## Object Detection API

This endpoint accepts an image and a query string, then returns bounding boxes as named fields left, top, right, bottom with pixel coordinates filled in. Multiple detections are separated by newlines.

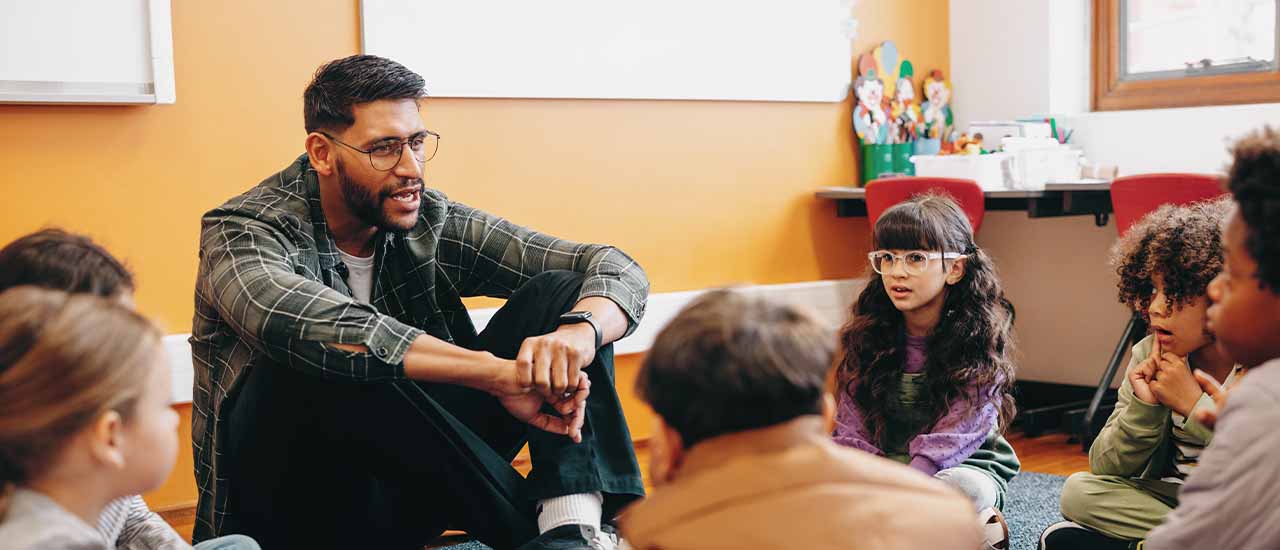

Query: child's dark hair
left=1227, top=127, right=1280, bottom=290
left=0, top=229, right=134, bottom=297
left=1110, top=197, right=1232, bottom=318
left=836, top=193, right=1016, bottom=446
left=635, top=289, right=835, bottom=447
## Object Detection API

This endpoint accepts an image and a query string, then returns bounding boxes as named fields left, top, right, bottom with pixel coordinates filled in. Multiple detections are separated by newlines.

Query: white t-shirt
left=338, top=249, right=375, bottom=304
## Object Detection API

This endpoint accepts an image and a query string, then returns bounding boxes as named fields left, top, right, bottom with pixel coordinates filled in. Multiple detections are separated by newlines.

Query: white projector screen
left=360, top=0, right=853, bottom=102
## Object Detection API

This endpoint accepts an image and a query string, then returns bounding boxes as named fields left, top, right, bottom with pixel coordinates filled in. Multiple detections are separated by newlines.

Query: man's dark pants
left=223, top=271, right=644, bottom=550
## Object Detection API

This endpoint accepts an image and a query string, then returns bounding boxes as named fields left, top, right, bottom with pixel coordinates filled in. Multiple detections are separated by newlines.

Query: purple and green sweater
left=832, top=333, right=1014, bottom=480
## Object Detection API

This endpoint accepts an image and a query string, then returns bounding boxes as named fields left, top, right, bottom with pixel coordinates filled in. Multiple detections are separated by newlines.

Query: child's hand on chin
left=1130, top=355, right=1159, bottom=405
left=1150, top=348, right=1203, bottom=417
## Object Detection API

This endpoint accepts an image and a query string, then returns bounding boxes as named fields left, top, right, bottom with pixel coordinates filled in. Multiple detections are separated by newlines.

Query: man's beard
left=336, top=159, right=423, bottom=233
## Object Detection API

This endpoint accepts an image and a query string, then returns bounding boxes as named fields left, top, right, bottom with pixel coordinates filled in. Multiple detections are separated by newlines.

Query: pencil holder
left=892, top=142, right=915, bottom=175
left=861, top=143, right=895, bottom=185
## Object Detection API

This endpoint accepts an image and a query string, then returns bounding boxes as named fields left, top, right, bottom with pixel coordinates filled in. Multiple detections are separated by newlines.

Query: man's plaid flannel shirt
left=190, top=155, right=648, bottom=540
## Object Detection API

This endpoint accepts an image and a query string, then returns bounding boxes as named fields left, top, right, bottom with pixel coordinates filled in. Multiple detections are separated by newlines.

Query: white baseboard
left=165, top=278, right=864, bottom=404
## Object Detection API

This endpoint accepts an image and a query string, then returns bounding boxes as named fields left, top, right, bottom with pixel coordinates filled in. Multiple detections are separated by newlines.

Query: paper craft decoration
left=873, top=40, right=900, bottom=100
left=921, top=69, right=953, bottom=140
left=852, top=59, right=889, bottom=145
left=890, top=60, right=921, bottom=143
left=857, top=41, right=926, bottom=146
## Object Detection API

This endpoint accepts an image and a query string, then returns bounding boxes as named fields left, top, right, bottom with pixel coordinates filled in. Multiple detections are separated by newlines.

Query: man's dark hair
left=635, top=289, right=835, bottom=447
left=0, top=228, right=134, bottom=297
left=303, top=54, right=427, bottom=133
left=1227, top=126, right=1280, bottom=290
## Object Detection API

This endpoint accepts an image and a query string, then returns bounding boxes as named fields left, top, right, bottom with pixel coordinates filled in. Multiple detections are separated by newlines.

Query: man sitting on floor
left=191, top=54, right=648, bottom=550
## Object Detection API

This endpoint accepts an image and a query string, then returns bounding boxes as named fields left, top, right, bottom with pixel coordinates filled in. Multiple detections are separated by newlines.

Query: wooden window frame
left=1093, top=0, right=1280, bottom=111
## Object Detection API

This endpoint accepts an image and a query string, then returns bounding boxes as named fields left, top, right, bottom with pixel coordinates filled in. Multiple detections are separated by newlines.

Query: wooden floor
left=1007, top=431, right=1091, bottom=476
left=160, top=430, right=1088, bottom=541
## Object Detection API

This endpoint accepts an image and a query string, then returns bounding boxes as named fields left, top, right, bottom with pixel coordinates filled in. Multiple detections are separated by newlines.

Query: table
left=815, top=181, right=1114, bottom=226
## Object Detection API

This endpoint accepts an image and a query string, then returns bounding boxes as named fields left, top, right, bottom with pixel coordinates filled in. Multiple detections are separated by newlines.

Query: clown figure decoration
left=890, top=61, right=921, bottom=143
left=921, top=69, right=953, bottom=140
left=853, top=72, right=889, bottom=145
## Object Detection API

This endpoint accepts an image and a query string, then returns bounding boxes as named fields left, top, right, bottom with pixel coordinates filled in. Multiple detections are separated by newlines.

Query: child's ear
left=88, top=410, right=127, bottom=471
left=945, top=256, right=968, bottom=285
left=651, top=417, right=686, bottom=486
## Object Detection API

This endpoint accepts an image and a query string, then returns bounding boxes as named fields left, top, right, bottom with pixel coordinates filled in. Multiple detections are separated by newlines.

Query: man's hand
left=515, top=322, right=597, bottom=398
left=1130, top=355, right=1159, bottom=405
left=498, top=372, right=591, bottom=443
left=1150, top=349, right=1204, bottom=417
left=1192, top=368, right=1245, bottom=430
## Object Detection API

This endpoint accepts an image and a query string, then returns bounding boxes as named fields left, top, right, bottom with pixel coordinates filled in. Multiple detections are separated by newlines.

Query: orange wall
left=0, top=0, right=948, bottom=511
left=0, top=0, right=947, bottom=330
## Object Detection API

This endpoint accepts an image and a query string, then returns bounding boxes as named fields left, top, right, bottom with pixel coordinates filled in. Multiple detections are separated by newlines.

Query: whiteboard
left=0, top=0, right=176, bottom=104
left=361, top=0, right=853, bottom=102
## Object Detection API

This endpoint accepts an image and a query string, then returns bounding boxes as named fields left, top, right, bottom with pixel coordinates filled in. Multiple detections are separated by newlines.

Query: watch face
left=561, top=311, right=592, bottom=321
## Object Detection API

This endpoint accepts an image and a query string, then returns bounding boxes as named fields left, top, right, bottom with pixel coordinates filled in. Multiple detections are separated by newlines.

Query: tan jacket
left=620, top=416, right=981, bottom=550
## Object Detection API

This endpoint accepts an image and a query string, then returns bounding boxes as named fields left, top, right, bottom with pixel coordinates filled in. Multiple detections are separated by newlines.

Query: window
left=1093, top=0, right=1280, bottom=110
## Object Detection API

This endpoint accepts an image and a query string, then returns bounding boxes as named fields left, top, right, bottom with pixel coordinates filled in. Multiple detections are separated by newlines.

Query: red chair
left=1081, top=173, right=1226, bottom=450
left=1111, top=173, right=1226, bottom=236
left=865, top=176, right=986, bottom=234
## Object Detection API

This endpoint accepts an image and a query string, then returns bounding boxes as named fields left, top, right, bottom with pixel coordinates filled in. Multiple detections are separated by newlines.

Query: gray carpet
left=438, top=472, right=1069, bottom=550
left=434, top=541, right=488, bottom=550
left=1005, top=472, right=1068, bottom=550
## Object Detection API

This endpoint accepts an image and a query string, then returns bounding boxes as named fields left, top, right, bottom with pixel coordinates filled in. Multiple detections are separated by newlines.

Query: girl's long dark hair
left=836, top=193, right=1016, bottom=446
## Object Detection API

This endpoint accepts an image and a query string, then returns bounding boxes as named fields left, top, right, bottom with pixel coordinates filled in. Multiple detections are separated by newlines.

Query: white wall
left=953, top=0, right=1279, bottom=175
left=1048, top=0, right=1090, bottom=115
left=1065, top=104, right=1280, bottom=175
left=950, top=0, right=1280, bottom=386
left=949, top=0, right=1052, bottom=130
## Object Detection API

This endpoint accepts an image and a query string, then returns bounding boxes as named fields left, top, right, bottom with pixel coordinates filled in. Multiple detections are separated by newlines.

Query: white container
left=1002, top=137, right=1082, bottom=190
left=968, top=121, right=1053, bottom=144
left=910, top=153, right=1014, bottom=191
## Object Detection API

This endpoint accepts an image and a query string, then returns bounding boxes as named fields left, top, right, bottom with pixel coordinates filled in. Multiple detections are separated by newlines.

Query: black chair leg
left=1081, top=313, right=1145, bottom=452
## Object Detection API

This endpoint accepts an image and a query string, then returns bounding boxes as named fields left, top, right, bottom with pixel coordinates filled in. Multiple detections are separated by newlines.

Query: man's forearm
left=331, top=334, right=506, bottom=391
left=402, top=333, right=507, bottom=389
left=572, top=296, right=629, bottom=346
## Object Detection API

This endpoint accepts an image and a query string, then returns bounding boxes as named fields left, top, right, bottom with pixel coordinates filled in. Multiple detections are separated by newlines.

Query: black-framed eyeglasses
left=319, top=130, right=441, bottom=171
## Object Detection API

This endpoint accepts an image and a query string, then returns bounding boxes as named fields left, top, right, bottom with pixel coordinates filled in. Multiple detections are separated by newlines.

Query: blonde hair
left=0, top=286, right=161, bottom=518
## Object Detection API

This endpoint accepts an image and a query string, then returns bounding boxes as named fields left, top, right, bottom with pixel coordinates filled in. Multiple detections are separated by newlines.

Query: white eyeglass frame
left=867, top=250, right=965, bottom=275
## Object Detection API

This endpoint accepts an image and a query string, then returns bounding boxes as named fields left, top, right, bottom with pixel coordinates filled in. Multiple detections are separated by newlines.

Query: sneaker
left=978, top=507, right=1010, bottom=550
left=593, top=523, right=620, bottom=550
left=1039, top=521, right=1135, bottom=550
left=517, top=524, right=618, bottom=550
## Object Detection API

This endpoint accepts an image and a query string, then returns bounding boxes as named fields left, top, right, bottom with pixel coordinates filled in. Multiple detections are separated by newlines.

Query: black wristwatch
left=557, top=310, right=602, bottom=350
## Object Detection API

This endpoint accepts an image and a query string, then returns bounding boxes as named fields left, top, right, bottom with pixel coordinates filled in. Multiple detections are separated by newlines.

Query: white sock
left=537, top=491, right=603, bottom=534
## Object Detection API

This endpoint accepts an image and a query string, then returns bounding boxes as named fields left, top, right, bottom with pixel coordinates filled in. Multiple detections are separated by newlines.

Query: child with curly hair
left=1144, top=127, right=1280, bottom=549
left=832, top=193, right=1020, bottom=546
left=1041, top=196, right=1237, bottom=549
